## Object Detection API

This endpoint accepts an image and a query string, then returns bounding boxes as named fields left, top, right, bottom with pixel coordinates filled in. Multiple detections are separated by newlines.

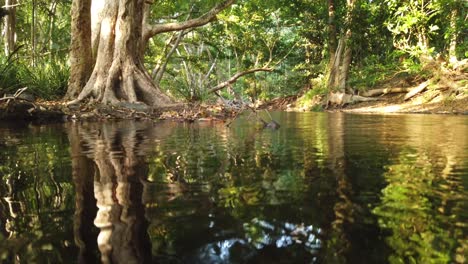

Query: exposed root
left=67, top=62, right=174, bottom=108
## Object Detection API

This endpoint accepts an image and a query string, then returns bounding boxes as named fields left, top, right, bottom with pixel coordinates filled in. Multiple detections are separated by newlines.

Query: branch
left=208, top=67, right=273, bottom=94
left=144, top=0, right=235, bottom=40
left=0, top=87, right=28, bottom=102
left=360, top=87, right=412, bottom=97
left=153, top=29, right=186, bottom=84
left=404, top=80, right=429, bottom=100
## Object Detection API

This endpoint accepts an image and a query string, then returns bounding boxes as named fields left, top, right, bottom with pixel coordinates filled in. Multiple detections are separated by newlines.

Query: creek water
left=0, top=112, right=467, bottom=263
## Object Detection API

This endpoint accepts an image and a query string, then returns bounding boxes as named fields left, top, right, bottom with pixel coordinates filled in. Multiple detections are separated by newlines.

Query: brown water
left=0, top=112, right=467, bottom=263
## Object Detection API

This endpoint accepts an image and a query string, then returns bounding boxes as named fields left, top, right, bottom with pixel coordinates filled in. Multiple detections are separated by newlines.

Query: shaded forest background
left=0, top=0, right=466, bottom=107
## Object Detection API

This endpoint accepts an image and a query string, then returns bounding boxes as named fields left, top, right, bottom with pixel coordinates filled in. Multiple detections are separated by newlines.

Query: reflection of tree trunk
left=69, top=124, right=99, bottom=263
left=320, top=113, right=353, bottom=264
left=69, top=121, right=169, bottom=263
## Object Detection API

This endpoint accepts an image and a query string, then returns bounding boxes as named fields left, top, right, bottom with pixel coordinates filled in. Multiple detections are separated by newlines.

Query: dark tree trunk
left=66, top=0, right=93, bottom=100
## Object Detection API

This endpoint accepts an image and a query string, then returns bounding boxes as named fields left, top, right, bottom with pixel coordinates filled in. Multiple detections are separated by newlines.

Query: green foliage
left=296, top=77, right=328, bottom=111
left=0, top=55, right=21, bottom=94
left=16, top=60, right=69, bottom=100
left=349, top=54, right=401, bottom=89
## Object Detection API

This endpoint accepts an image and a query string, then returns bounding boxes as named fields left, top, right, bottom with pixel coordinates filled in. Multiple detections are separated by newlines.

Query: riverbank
left=277, top=60, right=468, bottom=115
left=1, top=75, right=466, bottom=123
left=342, top=92, right=468, bottom=114
left=1, top=91, right=466, bottom=125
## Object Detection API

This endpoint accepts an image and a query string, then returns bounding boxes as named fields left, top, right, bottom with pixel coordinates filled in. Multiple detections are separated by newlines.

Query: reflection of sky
left=191, top=219, right=321, bottom=263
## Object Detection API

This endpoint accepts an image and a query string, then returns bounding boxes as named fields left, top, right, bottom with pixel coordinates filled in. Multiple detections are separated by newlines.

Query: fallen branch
left=0, top=87, right=29, bottom=102
left=327, top=92, right=381, bottom=107
left=361, top=87, right=412, bottom=97
left=404, top=81, right=429, bottom=101
left=208, top=67, right=273, bottom=94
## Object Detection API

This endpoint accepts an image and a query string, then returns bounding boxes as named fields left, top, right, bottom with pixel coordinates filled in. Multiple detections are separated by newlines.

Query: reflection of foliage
left=0, top=128, right=74, bottom=263
left=218, top=186, right=262, bottom=208
left=373, top=150, right=458, bottom=263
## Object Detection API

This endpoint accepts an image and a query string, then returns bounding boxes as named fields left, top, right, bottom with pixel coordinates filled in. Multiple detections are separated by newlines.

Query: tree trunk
left=448, top=8, right=458, bottom=63
left=327, top=0, right=337, bottom=66
left=327, top=36, right=345, bottom=91
left=339, top=30, right=352, bottom=93
left=68, top=0, right=235, bottom=106
left=47, top=1, right=58, bottom=60
left=3, top=0, right=16, bottom=56
left=326, top=0, right=355, bottom=93
left=31, top=0, right=36, bottom=65
left=65, top=0, right=93, bottom=100
left=68, top=0, right=173, bottom=106
left=66, top=0, right=234, bottom=107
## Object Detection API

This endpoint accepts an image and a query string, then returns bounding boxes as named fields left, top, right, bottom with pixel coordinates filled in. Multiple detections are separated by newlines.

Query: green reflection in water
left=0, top=113, right=466, bottom=263
left=0, top=125, right=74, bottom=263
left=373, top=149, right=467, bottom=264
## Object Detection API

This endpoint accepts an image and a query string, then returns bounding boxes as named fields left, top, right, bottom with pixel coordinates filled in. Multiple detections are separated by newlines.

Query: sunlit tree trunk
left=66, top=0, right=234, bottom=107
left=68, top=0, right=172, bottom=106
left=448, top=8, right=458, bottom=63
left=3, top=0, right=16, bottom=56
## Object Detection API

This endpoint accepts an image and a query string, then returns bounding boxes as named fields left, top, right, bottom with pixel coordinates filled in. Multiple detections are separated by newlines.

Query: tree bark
left=3, top=0, right=17, bottom=56
left=326, top=0, right=355, bottom=93
left=65, top=0, right=93, bottom=100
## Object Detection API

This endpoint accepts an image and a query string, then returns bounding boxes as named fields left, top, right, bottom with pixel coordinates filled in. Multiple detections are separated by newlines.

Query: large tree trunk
left=68, top=0, right=173, bottom=106
left=326, top=0, right=355, bottom=93
left=66, top=0, right=234, bottom=107
left=65, top=0, right=93, bottom=100
left=3, top=0, right=16, bottom=56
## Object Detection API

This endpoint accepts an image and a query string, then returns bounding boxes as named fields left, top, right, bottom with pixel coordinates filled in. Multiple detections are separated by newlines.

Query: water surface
left=1, top=112, right=467, bottom=263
